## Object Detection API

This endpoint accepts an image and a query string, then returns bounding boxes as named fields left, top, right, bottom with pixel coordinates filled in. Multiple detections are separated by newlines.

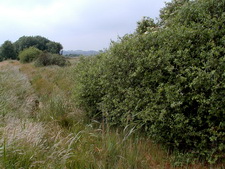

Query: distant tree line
left=64, top=54, right=81, bottom=57
left=0, top=36, right=63, bottom=61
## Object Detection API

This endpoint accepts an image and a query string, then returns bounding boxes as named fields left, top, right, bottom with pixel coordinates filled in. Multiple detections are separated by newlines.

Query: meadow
left=1, top=0, right=225, bottom=168
left=0, top=59, right=167, bottom=168
left=0, top=59, right=223, bottom=169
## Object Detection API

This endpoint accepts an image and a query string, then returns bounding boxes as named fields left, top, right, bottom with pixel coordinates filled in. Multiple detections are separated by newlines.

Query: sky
left=0, top=0, right=171, bottom=51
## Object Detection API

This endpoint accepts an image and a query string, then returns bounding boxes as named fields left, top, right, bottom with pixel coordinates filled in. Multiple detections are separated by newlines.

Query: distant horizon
left=62, top=49, right=100, bottom=52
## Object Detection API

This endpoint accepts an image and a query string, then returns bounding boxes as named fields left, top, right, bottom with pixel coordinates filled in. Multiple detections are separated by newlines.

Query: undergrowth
left=0, top=61, right=170, bottom=168
left=0, top=60, right=223, bottom=168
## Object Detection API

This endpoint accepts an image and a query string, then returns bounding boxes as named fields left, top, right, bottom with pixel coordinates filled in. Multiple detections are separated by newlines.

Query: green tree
left=14, top=36, right=63, bottom=54
left=46, top=41, right=63, bottom=54
left=19, top=47, right=43, bottom=63
left=0, top=40, right=17, bottom=61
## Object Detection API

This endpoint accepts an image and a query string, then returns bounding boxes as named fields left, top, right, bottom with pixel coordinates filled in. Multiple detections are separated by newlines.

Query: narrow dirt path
left=0, top=60, right=44, bottom=151
left=0, top=60, right=75, bottom=168
left=0, top=60, right=40, bottom=113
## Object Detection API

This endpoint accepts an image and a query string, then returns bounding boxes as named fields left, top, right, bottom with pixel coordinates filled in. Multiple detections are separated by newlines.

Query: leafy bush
left=73, top=55, right=106, bottom=119
left=34, top=52, right=70, bottom=67
left=0, top=40, right=17, bottom=61
left=19, top=47, right=43, bottom=63
left=74, top=0, right=225, bottom=163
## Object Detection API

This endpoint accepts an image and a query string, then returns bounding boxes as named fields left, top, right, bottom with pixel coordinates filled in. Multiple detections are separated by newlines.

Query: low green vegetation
left=0, top=61, right=173, bottom=169
left=73, top=0, right=225, bottom=164
left=18, top=46, right=69, bottom=67
left=19, top=47, right=43, bottom=63
left=34, top=52, right=70, bottom=67
left=1, top=0, right=225, bottom=168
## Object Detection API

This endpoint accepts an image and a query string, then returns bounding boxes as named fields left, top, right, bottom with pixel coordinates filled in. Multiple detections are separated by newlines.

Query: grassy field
left=0, top=59, right=223, bottom=169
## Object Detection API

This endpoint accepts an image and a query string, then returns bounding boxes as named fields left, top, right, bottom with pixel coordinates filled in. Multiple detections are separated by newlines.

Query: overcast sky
left=0, top=0, right=171, bottom=51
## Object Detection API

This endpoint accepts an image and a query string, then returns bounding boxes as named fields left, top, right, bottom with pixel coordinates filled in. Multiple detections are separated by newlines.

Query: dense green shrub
left=34, top=52, right=69, bottom=67
left=19, top=46, right=69, bottom=66
left=19, top=47, right=43, bottom=63
left=74, top=0, right=225, bottom=163
left=73, top=55, right=107, bottom=119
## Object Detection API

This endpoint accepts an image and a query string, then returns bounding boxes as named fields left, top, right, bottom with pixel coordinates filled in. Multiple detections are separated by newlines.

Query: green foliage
left=14, top=35, right=63, bottom=54
left=0, top=61, right=171, bottom=169
left=136, top=16, right=158, bottom=34
left=19, top=47, right=43, bottom=63
left=46, top=41, right=63, bottom=54
left=0, top=41, right=17, bottom=61
left=34, top=52, right=70, bottom=67
left=159, top=0, right=189, bottom=26
left=73, top=56, right=105, bottom=119
left=73, top=0, right=225, bottom=163
left=19, top=46, right=68, bottom=66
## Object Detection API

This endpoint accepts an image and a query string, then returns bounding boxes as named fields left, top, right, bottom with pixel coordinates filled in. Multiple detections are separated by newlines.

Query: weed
left=0, top=60, right=221, bottom=168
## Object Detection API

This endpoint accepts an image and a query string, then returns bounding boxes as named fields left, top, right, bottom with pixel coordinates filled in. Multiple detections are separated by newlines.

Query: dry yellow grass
left=2, top=117, right=45, bottom=147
